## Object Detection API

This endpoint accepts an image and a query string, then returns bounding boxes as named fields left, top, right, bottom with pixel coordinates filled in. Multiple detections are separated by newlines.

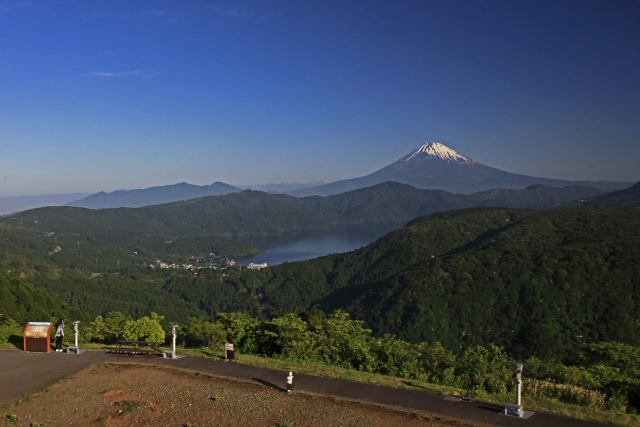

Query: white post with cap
left=164, top=324, right=183, bottom=359
left=286, top=372, right=294, bottom=393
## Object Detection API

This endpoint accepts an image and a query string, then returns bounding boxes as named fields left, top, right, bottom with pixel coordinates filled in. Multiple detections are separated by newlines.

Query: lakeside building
left=247, top=263, right=268, bottom=270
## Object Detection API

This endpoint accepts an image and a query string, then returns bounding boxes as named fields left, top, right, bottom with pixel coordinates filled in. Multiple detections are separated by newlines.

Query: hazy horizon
left=2, top=1, right=639, bottom=197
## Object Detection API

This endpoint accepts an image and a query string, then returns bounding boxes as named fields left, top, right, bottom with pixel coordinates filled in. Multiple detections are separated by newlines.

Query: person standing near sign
left=54, top=319, right=64, bottom=352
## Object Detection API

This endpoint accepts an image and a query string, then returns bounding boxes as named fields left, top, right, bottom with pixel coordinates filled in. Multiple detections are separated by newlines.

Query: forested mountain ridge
left=258, top=207, right=526, bottom=311
left=0, top=182, right=616, bottom=238
left=468, top=184, right=605, bottom=208
left=0, top=221, right=257, bottom=273
left=584, top=181, right=640, bottom=207
left=1, top=181, right=639, bottom=362
left=1, top=185, right=464, bottom=238
left=0, top=270, right=86, bottom=324
left=254, top=207, right=640, bottom=360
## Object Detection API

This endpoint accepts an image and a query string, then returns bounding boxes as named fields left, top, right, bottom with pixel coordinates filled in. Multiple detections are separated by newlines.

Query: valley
left=0, top=174, right=639, bottom=422
left=1, top=186, right=638, bottom=361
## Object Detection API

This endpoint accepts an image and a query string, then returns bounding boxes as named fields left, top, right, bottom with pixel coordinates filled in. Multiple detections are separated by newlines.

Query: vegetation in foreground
left=1, top=309, right=638, bottom=426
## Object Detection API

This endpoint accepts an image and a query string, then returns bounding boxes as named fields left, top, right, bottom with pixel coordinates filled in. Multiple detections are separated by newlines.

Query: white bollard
left=286, top=372, right=294, bottom=394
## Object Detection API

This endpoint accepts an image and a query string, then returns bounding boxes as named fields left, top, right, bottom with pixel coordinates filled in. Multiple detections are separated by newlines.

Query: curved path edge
left=0, top=349, right=611, bottom=427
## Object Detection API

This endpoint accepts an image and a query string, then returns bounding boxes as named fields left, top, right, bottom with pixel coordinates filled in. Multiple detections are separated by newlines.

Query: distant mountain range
left=0, top=141, right=633, bottom=213
left=3, top=181, right=637, bottom=241
left=66, top=181, right=240, bottom=209
left=583, top=181, right=640, bottom=207
left=238, top=181, right=327, bottom=194
left=0, top=193, right=90, bottom=216
left=0, top=183, right=474, bottom=237
left=287, top=142, right=631, bottom=196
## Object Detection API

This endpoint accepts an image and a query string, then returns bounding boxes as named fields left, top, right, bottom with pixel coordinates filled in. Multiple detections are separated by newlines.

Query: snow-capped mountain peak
left=397, top=142, right=475, bottom=164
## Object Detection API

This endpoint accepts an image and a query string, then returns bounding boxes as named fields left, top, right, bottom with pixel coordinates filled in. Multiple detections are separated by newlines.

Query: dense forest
left=3, top=204, right=637, bottom=363
left=0, top=221, right=258, bottom=271
left=1, top=183, right=639, bottom=360
left=0, top=270, right=86, bottom=326
left=256, top=207, right=640, bottom=360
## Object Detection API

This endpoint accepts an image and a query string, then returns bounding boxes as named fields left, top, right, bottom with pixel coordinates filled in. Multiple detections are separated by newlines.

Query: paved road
left=0, top=349, right=612, bottom=426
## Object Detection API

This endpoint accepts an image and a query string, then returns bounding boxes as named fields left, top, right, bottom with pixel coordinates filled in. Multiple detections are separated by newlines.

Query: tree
left=371, top=334, right=424, bottom=379
left=456, top=344, right=513, bottom=394
left=419, top=341, right=458, bottom=386
left=217, top=311, right=260, bottom=353
left=318, top=310, right=377, bottom=371
left=259, top=313, right=315, bottom=359
left=184, top=317, right=227, bottom=352
left=87, top=311, right=131, bottom=344
left=122, top=313, right=165, bottom=343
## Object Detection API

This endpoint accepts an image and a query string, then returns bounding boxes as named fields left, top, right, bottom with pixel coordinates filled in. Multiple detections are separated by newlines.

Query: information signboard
left=224, top=343, right=235, bottom=360
left=23, top=322, right=53, bottom=352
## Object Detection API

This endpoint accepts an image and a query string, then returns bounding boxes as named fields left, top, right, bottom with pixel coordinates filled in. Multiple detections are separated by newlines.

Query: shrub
left=122, top=313, right=165, bottom=343
left=525, top=378, right=607, bottom=409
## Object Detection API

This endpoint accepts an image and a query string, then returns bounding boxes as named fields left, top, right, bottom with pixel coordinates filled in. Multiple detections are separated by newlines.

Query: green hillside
left=1, top=184, right=639, bottom=362
left=0, top=219, right=260, bottom=324
left=0, top=184, right=474, bottom=238
left=257, top=207, right=640, bottom=360
left=0, top=270, right=86, bottom=325
left=0, top=223, right=257, bottom=271
left=2, top=199, right=639, bottom=420
left=2, top=182, right=621, bottom=240
left=586, top=181, right=640, bottom=207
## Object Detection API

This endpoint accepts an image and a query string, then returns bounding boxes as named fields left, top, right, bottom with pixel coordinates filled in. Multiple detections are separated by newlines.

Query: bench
left=110, top=340, right=163, bottom=358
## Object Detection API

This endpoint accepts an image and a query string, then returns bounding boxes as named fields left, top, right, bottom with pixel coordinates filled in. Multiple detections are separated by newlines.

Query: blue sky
left=1, top=0, right=639, bottom=196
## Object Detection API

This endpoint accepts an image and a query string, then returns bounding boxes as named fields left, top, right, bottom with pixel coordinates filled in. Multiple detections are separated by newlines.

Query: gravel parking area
left=2, top=363, right=481, bottom=426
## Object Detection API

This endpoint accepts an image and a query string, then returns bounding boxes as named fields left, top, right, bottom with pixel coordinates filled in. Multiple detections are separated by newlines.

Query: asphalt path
left=0, top=349, right=613, bottom=426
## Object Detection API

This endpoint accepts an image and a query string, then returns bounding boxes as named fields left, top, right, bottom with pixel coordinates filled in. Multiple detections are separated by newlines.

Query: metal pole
left=73, top=321, right=80, bottom=349
left=171, top=325, right=178, bottom=358
left=502, top=362, right=533, bottom=418
left=515, top=363, right=523, bottom=417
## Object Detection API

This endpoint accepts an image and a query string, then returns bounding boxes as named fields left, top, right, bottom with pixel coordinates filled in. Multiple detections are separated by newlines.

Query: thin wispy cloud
left=86, top=7, right=184, bottom=24
left=211, top=6, right=243, bottom=18
left=82, top=70, right=149, bottom=78
left=147, top=8, right=187, bottom=24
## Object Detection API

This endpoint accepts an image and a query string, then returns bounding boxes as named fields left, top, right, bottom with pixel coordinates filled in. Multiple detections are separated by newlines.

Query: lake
left=237, top=222, right=405, bottom=266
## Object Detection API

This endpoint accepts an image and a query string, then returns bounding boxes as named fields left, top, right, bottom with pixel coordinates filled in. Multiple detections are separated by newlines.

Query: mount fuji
left=288, top=142, right=630, bottom=196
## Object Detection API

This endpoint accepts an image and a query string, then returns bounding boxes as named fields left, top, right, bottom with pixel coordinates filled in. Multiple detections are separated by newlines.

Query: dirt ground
left=2, top=363, right=485, bottom=427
